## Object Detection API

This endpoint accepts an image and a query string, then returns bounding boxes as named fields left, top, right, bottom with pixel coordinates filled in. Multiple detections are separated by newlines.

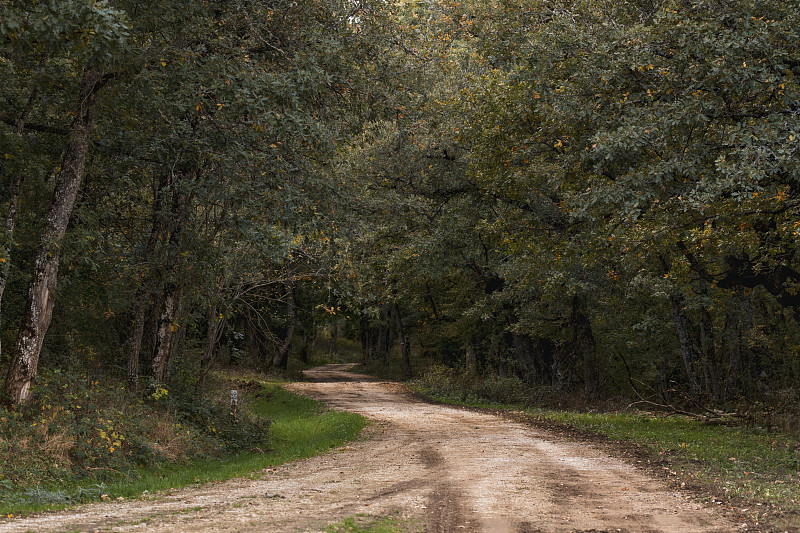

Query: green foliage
left=3, top=0, right=800, bottom=511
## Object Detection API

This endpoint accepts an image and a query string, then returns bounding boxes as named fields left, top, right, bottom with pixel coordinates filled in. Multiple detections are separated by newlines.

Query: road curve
left=0, top=364, right=735, bottom=532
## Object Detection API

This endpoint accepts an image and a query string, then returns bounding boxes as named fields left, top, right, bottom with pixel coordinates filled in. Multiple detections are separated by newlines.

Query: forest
left=1, top=0, right=799, bottom=491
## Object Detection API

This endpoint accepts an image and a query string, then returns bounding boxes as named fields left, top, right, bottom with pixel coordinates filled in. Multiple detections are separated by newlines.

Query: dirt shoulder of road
left=409, top=390, right=787, bottom=533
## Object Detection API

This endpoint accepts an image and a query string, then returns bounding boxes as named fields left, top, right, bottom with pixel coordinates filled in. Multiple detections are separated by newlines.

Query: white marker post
left=230, top=389, right=238, bottom=418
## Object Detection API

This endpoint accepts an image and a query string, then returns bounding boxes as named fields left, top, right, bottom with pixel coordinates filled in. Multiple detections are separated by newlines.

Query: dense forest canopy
left=1, top=0, right=799, bottom=418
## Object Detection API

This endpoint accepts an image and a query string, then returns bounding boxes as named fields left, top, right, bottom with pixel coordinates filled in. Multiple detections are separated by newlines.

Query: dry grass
left=41, top=430, right=74, bottom=467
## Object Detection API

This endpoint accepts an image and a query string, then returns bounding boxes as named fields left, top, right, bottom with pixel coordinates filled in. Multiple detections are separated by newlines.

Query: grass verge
left=0, top=384, right=368, bottom=517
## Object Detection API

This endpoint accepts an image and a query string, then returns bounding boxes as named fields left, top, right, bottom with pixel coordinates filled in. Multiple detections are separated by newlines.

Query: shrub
left=413, top=364, right=531, bottom=406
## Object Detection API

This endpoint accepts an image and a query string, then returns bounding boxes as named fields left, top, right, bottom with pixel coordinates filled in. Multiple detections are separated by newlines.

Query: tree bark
left=151, top=188, right=188, bottom=384
left=163, top=286, right=186, bottom=384
left=0, top=86, right=40, bottom=369
left=380, top=304, right=393, bottom=366
left=3, top=67, right=104, bottom=407
left=699, top=306, right=722, bottom=402
left=272, top=280, right=296, bottom=371
left=465, top=344, right=476, bottom=375
left=125, top=174, right=169, bottom=392
left=197, top=304, right=221, bottom=395
left=328, top=321, right=338, bottom=357
left=376, top=310, right=388, bottom=365
left=572, top=295, right=600, bottom=401
left=298, top=324, right=316, bottom=364
left=670, top=295, right=700, bottom=395
left=393, top=304, right=412, bottom=379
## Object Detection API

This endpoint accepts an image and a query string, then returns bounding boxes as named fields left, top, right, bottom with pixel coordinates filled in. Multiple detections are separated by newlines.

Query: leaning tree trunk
left=3, top=68, right=103, bottom=407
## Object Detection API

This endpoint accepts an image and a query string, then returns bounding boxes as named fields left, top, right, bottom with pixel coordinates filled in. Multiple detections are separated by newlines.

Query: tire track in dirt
left=0, top=364, right=737, bottom=532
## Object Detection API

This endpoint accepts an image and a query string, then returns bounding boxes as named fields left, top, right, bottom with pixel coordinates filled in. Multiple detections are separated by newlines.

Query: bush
left=413, top=364, right=531, bottom=406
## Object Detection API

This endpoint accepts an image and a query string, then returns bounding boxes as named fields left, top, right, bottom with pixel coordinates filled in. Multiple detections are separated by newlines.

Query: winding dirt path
left=1, top=364, right=736, bottom=532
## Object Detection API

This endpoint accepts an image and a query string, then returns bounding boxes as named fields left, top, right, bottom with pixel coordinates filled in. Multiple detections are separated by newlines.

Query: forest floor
left=0, top=364, right=742, bottom=532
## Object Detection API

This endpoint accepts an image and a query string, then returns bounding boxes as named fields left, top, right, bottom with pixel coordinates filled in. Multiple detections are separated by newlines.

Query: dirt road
left=1, top=364, right=736, bottom=532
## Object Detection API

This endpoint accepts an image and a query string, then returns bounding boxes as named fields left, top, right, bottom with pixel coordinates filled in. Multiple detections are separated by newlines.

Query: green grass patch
left=325, top=513, right=421, bottom=532
left=0, top=384, right=368, bottom=516
left=530, top=409, right=800, bottom=503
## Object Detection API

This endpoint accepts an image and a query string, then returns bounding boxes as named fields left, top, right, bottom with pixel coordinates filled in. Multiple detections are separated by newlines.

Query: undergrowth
left=0, top=368, right=266, bottom=497
left=0, top=373, right=367, bottom=516
left=411, top=364, right=530, bottom=406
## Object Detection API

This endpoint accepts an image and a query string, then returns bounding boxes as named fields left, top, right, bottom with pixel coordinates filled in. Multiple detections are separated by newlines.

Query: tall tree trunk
left=307, top=324, right=317, bottom=359
left=197, top=304, right=221, bottom=395
left=3, top=68, right=103, bottom=407
left=393, top=304, right=412, bottom=379
left=376, top=309, right=387, bottom=366
left=738, top=289, right=760, bottom=396
left=724, top=295, right=744, bottom=402
left=465, top=344, right=476, bottom=375
left=126, top=174, right=169, bottom=391
left=163, top=285, right=186, bottom=384
left=699, top=306, right=722, bottom=402
left=380, top=304, right=393, bottom=366
left=670, top=295, right=700, bottom=395
left=151, top=188, right=188, bottom=384
left=572, top=295, right=600, bottom=401
left=272, top=280, right=296, bottom=371
left=152, top=281, right=179, bottom=383
left=298, top=324, right=316, bottom=364
left=328, top=321, right=338, bottom=357
left=0, top=86, right=40, bottom=369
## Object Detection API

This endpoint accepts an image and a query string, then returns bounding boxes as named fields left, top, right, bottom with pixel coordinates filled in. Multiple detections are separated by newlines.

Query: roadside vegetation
left=0, top=374, right=367, bottom=516
left=325, top=513, right=421, bottom=533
